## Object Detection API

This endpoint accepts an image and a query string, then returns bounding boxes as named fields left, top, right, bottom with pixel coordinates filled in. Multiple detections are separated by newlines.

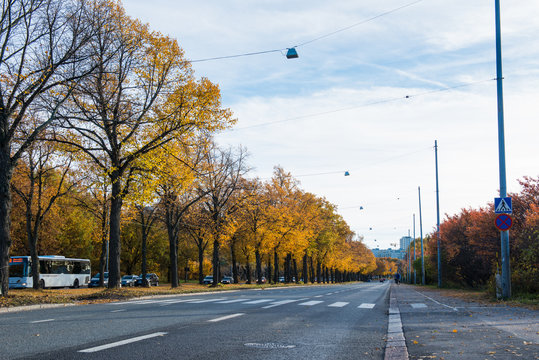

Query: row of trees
left=1, top=0, right=377, bottom=295
left=403, top=176, right=539, bottom=295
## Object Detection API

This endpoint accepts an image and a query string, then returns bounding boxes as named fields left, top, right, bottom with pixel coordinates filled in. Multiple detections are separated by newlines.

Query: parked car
left=380, top=278, right=386, bottom=282
left=135, top=273, right=159, bottom=286
left=260, top=277, right=267, bottom=284
left=278, top=276, right=285, bottom=283
left=88, top=272, right=108, bottom=288
left=121, top=275, right=138, bottom=287
left=221, top=276, right=234, bottom=284
left=203, top=275, right=213, bottom=285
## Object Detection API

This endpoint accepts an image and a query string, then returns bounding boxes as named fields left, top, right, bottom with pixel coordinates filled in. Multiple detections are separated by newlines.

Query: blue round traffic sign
left=495, top=214, right=513, bottom=231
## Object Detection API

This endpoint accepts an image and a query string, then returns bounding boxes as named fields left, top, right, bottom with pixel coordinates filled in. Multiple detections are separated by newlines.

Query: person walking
left=394, top=272, right=401, bottom=285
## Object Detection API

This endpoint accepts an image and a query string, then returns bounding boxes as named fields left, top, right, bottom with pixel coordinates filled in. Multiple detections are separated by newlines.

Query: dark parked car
left=135, top=273, right=159, bottom=286
left=121, top=275, right=138, bottom=287
left=88, top=272, right=108, bottom=288
left=221, top=276, right=233, bottom=284
left=203, top=275, right=213, bottom=285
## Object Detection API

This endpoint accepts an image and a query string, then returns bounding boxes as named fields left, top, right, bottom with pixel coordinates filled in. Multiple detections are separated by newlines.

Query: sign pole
left=495, top=0, right=510, bottom=299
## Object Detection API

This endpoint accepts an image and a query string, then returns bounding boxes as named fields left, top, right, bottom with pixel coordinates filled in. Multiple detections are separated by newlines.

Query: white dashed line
left=30, top=319, right=54, bottom=324
left=208, top=313, right=245, bottom=323
left=110, top=309, right=126, bottom=313
left=78, top=332, right=167, bottom=353
left=410, top=303, right=427, bottom=309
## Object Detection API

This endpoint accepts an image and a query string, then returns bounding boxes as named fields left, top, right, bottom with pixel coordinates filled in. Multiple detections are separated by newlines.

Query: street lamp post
left=418, top=186, right=425, bottom=285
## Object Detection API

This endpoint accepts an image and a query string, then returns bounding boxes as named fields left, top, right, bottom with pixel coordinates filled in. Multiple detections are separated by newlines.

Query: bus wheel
left=39, top=280, right=45, bottom=289
left=72, top=279, right=79, bottom=289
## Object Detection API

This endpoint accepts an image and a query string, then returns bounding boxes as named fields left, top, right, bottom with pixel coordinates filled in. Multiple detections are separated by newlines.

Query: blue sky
left=123, top=0, right=539, bottom=249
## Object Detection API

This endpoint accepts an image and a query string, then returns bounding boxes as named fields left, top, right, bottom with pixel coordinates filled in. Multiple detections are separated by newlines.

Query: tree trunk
left=245, top=259, right=252, bottom=284
left=285, top=253, right=291, bottom=283
left=273, top=249, right=279, bottom=283
left=141, top=220, right=148, bottom=286
left=198, top=241, right=205, bottom=284
left=293, top=258, right=298, bottom=283
left=212, top=239, right=220, bottom=286
left=169, top=235, right=178, bottom=288
left=302, top=254, right=308, bottom=283
left=331, top=268, right=335, bottom=284
left=309, top=257, right=314, bottom=284
left=266, top=254, right=272, bottom=284
left=231, top=238, right=239, bottom=284
left=0, top=151, right=13, bottom=296
left=255, top=248, right=262, bottom=284
left=108, top=176, right=122, bottom=289
left=99, top=208, right=108, bottom=287
left=316, top=261, right=321, bottom=284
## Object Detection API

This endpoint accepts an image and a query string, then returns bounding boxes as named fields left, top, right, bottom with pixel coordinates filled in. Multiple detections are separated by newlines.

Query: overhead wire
left=229, top=78, right=495, bottom=131
left=189, top=0, right=424, bottom=63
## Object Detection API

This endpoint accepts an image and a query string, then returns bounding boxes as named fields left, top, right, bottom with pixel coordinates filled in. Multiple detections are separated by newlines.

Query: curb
left=0, top=303, right=77, bottom=314
left=384, top=284, right=409, bottom=360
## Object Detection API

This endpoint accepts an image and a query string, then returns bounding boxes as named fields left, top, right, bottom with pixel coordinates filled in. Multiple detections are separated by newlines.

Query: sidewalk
left=391, top=284, right=539, bottom=360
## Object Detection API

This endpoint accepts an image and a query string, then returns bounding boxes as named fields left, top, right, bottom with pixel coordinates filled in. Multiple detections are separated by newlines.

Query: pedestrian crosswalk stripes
left=358, top=303, right=376, bottom=309
left=328, top=302, right=349, bottom=307
left=107, top=297, right=401, bottom=310
left=298, top=300, right=324, bottom=306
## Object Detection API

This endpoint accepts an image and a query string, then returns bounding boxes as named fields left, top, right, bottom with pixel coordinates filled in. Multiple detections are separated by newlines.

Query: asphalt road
left=1, top=282, right=391, bottom=360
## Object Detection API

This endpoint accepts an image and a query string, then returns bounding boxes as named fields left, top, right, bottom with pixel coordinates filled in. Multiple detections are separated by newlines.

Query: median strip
left=78, top=332, right=167, bottom=353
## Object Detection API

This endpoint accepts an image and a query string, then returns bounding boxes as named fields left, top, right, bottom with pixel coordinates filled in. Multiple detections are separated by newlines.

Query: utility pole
left=414, top=214, right=417, bottom=285
left=418, top=186, right=425, bottom=285
left=435, top=140, right=442, bottom=288
left=495, top=0, right=511, bottom=299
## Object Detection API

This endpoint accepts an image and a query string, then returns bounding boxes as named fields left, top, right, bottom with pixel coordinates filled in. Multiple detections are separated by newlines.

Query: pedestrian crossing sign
left=494, top=197, right=512, bottom=214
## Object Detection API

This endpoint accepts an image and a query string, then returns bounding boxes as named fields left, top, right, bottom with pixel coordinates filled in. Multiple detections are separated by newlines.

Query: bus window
left=40, top=260, right=52, bottom=274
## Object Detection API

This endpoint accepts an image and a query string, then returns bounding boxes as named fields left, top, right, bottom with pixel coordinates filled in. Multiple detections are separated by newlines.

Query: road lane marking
left=328, top=302, right=349, bottom=308
left=413, top=290, right=458, bottom=311
left=78, top=332, right=167, bottom=353
left=410, top=303, right=427, bottom=309
left=159, top=299, right=203, bottom=306
left=262, top=299, right=299, bottom=309
left=30, top=319, right=54, bottom=324
left=208, top=313, right=245, bottom=322
left=314, top=295, right=323, bottom=298
left=110, top=309, right=126, bottom=313
left=216, top=299, right=251, bottom=304
left=189, top=298, right=227, bottom=303
left=298, top=300, right=324, bottom=306
left=243, top=299, right=274, bottom=304
left=358, top=303, right=376, bottom=309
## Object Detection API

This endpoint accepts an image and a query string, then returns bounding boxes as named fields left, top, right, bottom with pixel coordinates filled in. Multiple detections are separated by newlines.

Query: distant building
left=371, top=248, right=406, bottom=260
left=400, top=236, right=413, bottom=251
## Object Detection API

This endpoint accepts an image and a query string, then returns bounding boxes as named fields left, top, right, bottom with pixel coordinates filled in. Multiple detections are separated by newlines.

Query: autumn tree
left=11, top=135, right=76, bottom=288
left=199, top=144, right=248, bottom=287
left=55, top=1, right=233, bottom=288
left=0, top=0, right=96, bottom=295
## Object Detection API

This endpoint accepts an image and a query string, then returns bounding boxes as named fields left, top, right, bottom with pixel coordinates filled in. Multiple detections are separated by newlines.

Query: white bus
left=9, top=255, right=91, bottom=289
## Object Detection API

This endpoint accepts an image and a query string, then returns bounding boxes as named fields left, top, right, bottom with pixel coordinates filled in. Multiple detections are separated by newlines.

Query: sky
left=122, top=0, right=539, bottom=250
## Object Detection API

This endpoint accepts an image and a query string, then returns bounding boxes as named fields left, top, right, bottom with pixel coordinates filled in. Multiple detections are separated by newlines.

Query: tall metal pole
left=495, top=0, right=510, bottom=299
left=435, top=140, right=442, bottom=288
left=414, top=214, right=417, bottom=285
left=408, top=229, right=411, bottom=283
left=418, top=186, right=425, bottom=285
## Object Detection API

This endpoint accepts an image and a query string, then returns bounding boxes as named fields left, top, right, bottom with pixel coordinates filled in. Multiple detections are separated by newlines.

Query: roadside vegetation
left=403, top=176, right=538, bottom=301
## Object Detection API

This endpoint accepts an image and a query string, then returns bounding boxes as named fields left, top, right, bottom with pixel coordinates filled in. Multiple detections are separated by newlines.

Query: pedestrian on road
left=394, top=272, right=401, bottom=285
